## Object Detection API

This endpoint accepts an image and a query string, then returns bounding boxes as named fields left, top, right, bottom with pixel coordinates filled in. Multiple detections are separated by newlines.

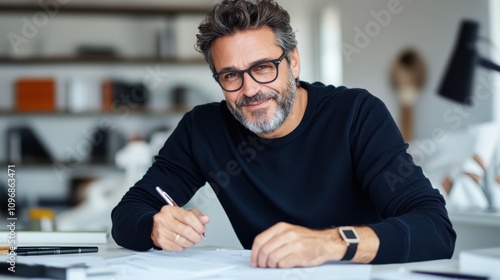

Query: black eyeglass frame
left=212, top=51, right=288, bottom=92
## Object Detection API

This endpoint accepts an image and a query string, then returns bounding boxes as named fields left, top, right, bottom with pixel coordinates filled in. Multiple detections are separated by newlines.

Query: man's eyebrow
left=218, top=57, right=275, bottom=72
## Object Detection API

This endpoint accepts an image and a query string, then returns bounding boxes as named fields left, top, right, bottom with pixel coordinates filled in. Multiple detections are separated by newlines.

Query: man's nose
left=241, top=72, right=260, bottom=97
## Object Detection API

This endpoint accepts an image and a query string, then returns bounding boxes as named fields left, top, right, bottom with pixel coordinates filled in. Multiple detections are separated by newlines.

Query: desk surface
left=104, top=243, right=462, bottom=280
left=1, top=241, right=464, bottom=280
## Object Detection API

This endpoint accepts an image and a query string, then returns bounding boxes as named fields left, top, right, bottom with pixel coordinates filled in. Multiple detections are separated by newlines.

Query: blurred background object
left=435, top=19, right=500, bottom=212
left=56, top=137, right=154, bottom=231
left=390, top=48, right=427, bottom=142
left=438, top=20, right=500, bottom=105
left=28, top=207, right=55, bottom=231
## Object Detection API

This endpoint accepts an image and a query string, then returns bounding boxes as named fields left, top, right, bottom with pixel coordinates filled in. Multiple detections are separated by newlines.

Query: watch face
left=343, top=229, right=357, bottom=239
left=339, top=226, right=360, bottom=243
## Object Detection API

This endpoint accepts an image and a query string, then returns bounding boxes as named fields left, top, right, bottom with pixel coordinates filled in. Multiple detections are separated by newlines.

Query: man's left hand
left=250, top=222, right=346, bottom=268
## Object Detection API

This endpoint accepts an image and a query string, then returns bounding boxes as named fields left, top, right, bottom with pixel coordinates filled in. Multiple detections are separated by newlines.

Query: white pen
left=155, top=186, right=205, bottom=238
left=155, top=186, right=178, bottom=206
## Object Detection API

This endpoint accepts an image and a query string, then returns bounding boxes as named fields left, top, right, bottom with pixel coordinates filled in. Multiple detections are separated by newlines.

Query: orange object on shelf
left=102, top=79, right=114, bottom=112
left=16, top=78, right=56, bottom=112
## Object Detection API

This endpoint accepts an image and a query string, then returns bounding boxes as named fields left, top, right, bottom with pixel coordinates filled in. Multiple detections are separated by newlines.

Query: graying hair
left=195, top=0, right=298, bottom=73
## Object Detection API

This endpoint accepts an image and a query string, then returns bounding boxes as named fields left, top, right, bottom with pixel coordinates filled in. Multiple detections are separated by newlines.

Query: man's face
left=211, top=27, right=300, bottom=135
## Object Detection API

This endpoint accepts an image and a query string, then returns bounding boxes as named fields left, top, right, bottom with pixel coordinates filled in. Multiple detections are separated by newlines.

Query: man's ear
left=289, top=47, right=301, bottom=79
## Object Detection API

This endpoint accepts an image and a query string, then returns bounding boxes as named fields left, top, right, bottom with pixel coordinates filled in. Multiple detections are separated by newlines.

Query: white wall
left=280, top=0, right=494, bottom=140
left=491, top=0, right=500, bottom=122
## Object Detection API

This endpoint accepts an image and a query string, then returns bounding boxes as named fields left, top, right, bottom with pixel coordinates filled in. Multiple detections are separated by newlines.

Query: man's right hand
left=151, top=206, right=209, bottom=251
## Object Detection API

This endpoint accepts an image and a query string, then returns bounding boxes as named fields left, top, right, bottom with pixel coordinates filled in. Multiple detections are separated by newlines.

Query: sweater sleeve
left=111, top=112, right=206, bottom=251
left=349, top=92, right=456, bottom=263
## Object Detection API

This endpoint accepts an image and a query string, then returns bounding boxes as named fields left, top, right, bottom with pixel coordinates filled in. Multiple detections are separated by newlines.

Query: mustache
left=235, top=91, right=279, bottom=108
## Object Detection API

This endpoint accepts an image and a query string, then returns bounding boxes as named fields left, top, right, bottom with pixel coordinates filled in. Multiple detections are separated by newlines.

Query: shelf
left=0, top=107, right=190, bottom=117
left=1, top=161, right=122, bottom=170
left=0, top=56, right=206, bottom=65
left=0, top=3, right=210, bottom=65
left=0, top=3, right=211, bottom=16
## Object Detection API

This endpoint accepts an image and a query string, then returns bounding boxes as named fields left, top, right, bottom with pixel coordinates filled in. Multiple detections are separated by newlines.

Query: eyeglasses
left=213, top=51, right=287, bottom=92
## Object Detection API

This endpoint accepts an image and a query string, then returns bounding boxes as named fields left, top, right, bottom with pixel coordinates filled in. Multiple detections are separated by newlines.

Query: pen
left=155, top=186, right=205, bottom=238
left=14, top=246, right=99, bottom=256
left=0, top=246, right=92, bottom=254
left=412, top=270, right=489, bottom=280
left=155, top=186, right=178, bottom=206
left=0, top=246, right=58, bottom=254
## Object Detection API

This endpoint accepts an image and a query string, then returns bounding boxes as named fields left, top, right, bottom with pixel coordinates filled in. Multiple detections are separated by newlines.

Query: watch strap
left=341, top=241, right=357, bottom=261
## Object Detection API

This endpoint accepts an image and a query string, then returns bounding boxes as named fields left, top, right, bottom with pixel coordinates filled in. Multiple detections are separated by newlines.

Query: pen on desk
left=412, top=270, right=489, bottom=280
left=1, top=246, right=89, bottom=254
left=0, top=246, right=59, bottom=253
left=155, top=186, right=205, bottom=238
left=14, top=246, right=99, bottom=256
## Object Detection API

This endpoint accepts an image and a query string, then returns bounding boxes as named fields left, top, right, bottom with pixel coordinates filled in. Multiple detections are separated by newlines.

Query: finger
left=153, top=208, right=202, bottom=248
left=270, top=241, right=324, bottom=268
left=174, top=218, right=205, bottom=244
left=187, top=209, right=210, bottom=225
left=172, top=233, right=196, bottom=249
left=269, top=238, right=330, bottom=268
left=274, top=252, right=302, bottom=268
left=257, top=230, right=298, bottom=268
left=266, top=244, right=297, bottom=268
left=251, top=222, right=289, bottom=267
left=263, top=241, right=293, bottom=268
left=187, top=208, right=203, bottom=216
left=176, top=209, right=207, bottom=236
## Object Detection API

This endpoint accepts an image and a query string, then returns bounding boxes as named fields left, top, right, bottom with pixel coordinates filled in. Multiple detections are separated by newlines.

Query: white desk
left=0, top=241, right=483, bottom=280
left=103, top=243, right=464, bottom=280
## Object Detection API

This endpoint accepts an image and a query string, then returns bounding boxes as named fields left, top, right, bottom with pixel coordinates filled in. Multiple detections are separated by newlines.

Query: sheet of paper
left=0, top=254, right=115, bottom=279
left=105, top=249, right=371, bottom=280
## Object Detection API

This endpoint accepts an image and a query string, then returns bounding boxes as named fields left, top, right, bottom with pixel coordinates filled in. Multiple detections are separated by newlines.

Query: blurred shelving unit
left=0, top=1, right=217, bottom=207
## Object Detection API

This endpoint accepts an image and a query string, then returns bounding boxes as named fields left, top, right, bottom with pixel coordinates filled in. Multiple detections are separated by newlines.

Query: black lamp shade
left=438, top=20, right=479, bottom=105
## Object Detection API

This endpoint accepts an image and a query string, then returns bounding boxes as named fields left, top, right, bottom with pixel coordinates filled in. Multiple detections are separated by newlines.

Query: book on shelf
left=15, top=78, right=56, bottom=112
left=101, top=79, right=149, bottom=112
left=459, top=247, right=500, bottom=278
left=0, top=231, right=108, bottom=245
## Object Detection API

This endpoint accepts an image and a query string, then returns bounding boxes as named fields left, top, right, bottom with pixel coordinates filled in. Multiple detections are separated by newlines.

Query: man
left=111, top=0, right=455, bottom=267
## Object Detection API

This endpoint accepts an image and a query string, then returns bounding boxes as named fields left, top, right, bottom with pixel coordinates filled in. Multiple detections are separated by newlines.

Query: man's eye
left=223, top=72, right=238, bottom=80
left=255, top=64, right=271, bottom=71
left=253, top=63, right=274, bottom=73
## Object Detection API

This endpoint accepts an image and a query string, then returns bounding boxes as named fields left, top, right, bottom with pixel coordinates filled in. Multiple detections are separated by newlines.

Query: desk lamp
left=438, top=19, right=500, bottom=212
left=438, top=20, right=500, bottom=105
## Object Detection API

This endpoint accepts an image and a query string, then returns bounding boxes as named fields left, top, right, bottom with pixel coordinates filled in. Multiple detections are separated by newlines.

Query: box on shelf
left=15, top=78, right=56, bottom=112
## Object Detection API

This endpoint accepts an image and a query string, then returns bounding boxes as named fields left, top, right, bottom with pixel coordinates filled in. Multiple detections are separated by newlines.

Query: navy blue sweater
left=111, top=81, right=455, bottom=264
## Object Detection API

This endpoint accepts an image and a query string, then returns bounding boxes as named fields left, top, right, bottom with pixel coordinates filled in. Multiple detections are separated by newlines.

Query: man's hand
left=250, top=222, right=345, bottom=268
left=251, top=222, right=379, bottom=268
left=151, top=207, right=209, bottom=251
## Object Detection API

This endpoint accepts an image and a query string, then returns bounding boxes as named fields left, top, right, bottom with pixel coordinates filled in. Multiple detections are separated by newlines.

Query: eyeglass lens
left=219, top=61, right=278, bottom=91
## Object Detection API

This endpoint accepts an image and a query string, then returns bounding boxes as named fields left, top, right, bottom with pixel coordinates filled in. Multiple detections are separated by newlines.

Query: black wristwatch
left=339, top=226, right=359, bottom=261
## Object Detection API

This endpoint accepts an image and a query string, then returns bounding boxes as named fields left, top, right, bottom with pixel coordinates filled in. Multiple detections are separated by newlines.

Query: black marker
left=15, top=246, right=98, bottom=256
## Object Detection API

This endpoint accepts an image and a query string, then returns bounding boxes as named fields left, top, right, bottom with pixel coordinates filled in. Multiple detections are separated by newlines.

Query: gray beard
left=227, top=71, right=297, bottom=135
